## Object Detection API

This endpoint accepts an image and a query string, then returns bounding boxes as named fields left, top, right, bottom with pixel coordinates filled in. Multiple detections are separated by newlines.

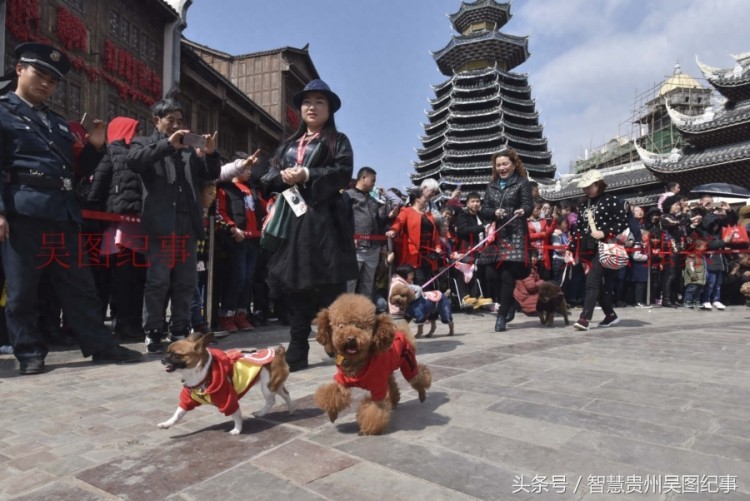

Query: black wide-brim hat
left=16, top=42, right=70, bottom=79
left=292, top=79, right=341, bottom=113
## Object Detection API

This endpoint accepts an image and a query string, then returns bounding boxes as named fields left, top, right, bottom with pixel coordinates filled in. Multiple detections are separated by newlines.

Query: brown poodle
left=314, top=293, right=432, bottom=435
left=389, top=283, right=454, bottom=337
left=536, top=281, right=570, bottom=327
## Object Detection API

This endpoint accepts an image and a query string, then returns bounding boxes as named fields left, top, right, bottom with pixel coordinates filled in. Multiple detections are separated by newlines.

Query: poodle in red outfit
left=314, top=293, right=432, bottom=435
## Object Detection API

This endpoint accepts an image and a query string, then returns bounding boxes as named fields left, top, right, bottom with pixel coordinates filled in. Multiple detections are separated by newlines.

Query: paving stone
left=251, top=438, right=360, bottom=484
left=307, top=461, right=478, bottom=501
left=3, top=308, right=750, bottom=498
left=0, top=464, right=57, bottom=498
left=12, top=480, right=115, bottom=501
left=336, top=435, right=539, bottom=500
left=168, top=462, right=323, bottom=501
left=76, top=422, right=301, bottom=499
left=488, top=398, right=694, bottom=447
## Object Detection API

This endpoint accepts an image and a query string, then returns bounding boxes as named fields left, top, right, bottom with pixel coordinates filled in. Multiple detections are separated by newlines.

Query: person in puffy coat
left=478, top=147, right=533, bottom=332
left=87, top=117, right=146, bottom=340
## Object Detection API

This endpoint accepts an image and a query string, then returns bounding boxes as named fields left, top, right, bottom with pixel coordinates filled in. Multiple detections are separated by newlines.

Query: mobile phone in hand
left=182, top=132, right=206, bottom=149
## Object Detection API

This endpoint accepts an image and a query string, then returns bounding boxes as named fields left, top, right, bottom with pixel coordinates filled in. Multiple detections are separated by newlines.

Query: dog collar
left=184, top=373, right=211, bottom=392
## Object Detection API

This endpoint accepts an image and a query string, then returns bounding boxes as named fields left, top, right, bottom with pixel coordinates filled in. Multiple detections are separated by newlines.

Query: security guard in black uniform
left=0, top=43, right=143, bottom=374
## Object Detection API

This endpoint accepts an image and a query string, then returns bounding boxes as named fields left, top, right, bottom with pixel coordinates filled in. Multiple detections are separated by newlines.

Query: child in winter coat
left=683, top=239, right=707, bottom=309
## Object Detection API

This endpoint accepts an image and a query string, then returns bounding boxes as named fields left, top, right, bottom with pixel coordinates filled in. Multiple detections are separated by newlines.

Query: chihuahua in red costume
left=158, top=332, right=294, bottom=435
left=314, top=293, right=432, bottom=435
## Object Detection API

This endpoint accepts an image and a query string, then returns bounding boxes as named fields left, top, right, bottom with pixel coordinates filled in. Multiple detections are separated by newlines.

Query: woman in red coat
left=386, top=185, right=442, bottom=288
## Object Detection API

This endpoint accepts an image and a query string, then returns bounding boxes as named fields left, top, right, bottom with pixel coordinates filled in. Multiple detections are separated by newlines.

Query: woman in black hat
left=259, top=79, right=356, bottom=371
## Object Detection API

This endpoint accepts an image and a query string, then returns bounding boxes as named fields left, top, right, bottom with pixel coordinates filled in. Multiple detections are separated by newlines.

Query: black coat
left=0, top=92, right=102, bottom=223
left=478, top=174, right=533, bottom=265
left=88, top=140, right=142, bottom=214
left=454, top=208, right=487, bottom=261
left=260, top=132, right=357, bottom=291
left=127, top=131, right=221, bottom=239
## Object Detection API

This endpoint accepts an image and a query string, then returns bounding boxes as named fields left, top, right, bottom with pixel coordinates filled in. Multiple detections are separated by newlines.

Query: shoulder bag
left=587, top=206, right=629, bottom=270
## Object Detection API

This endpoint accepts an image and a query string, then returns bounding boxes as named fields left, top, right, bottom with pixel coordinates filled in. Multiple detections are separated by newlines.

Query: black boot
left=495, top=314, right=506, bottom=332
left=505, top=302, right=516, bottom=323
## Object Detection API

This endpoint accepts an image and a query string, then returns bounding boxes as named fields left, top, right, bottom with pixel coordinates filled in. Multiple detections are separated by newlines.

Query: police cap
left=15, top=42, right=70, bottom=80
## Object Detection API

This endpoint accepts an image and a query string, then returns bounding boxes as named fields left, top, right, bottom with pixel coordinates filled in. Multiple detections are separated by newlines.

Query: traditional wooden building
left=180, top=41, right=282, bottom=159
left=542, top=63, right=718, bottom=208
left=635, top=53, right=750, bottom=189
left=2, top=0, right=187, bottom=131
left=181, top=39, right=319, bottom=138
left=412, top=0, right=554, bottom=194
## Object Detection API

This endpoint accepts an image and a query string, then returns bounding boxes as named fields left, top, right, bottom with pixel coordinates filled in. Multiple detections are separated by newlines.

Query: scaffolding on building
left=574, top=68, right=715, bottom=173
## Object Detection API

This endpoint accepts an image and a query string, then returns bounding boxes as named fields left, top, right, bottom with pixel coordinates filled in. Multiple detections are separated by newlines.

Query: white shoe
left=712, top=301, right=726, bottom=310
left=701, top=302, right=713, bottom=310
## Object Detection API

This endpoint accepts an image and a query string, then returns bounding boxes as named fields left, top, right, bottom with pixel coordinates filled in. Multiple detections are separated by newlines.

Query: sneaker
left=573, top=318, right=590, bottom=331
left=462, top=295, right=476, bottom=306
left=0, top=345, right=13, bottom=355
left=218, top=315, right=239, bottom=334
left=92, top=344, right=143, bottom=364
left=145, top=329, right=166, bottom=354
left=233, top=312, right=254, bottom=331
left=712, top=301, right=726, bottom=311
left=701, top=302, right=713, bottom=310
left=635, top=302, right=648, bottom=308
left=598, top=314, right=620, bottom=328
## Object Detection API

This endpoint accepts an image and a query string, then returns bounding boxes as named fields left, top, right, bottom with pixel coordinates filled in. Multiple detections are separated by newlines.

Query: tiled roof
left=677, top=104, right=750, bottom=148
left=449, top=0, right=511, bottom=34
left=647, top=140, right=750, bottom=173
left=433, top=31, right=529, bottom=75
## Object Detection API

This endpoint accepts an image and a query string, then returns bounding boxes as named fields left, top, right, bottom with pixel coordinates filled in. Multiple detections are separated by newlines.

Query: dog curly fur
left=536, top=281, right=570, bottom=327
left=314, top=293, right=432, bottom=435
left=389, top=282, right=453, bottom=337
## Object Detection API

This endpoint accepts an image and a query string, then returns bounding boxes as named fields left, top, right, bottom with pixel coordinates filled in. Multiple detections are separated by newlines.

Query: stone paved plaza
left=1, top=305, right=750, bottom=500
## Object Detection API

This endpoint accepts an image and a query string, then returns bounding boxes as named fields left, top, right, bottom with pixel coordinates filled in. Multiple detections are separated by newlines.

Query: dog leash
left=420, top=213, right=520, bottom=290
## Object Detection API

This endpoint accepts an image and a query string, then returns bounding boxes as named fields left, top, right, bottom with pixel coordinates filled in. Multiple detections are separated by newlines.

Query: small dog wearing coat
left=314, top=293, right=432, bottom=435
left=536, top=281, right=570, bottom=327
left=388, top=282, right=454, bottom=337
left=157, top=332, right=294, bottom=435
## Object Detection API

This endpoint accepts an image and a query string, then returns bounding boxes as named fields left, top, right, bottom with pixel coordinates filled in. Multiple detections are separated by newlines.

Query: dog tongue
left=345, top=348, right=357, bottom=354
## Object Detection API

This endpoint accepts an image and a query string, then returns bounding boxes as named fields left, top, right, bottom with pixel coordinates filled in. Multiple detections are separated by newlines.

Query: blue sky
left=183, top=0, right=750, bottom=190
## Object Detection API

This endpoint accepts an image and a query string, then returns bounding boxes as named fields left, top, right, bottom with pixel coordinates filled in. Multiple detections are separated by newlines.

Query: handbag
left=587, top=205, right=629, bottom=270
left=260, top=194, right=292, bottom=252
left=721, top=224, right=749, bottom=248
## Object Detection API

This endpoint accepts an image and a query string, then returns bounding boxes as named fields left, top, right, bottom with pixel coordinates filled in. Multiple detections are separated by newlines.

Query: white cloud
left=514, top=0, right=750, bottom=173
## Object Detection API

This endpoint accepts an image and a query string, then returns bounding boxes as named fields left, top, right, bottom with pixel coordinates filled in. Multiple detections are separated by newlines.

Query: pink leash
left=421, top=214, right=520, bottom=290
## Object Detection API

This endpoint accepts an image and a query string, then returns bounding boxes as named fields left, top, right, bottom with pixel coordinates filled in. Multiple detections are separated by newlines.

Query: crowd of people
left=1, top=42, right=749, bottom=376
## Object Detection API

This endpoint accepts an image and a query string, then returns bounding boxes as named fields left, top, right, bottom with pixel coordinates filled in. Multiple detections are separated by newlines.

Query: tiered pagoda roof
left=412, top=1, right=554, bottom=195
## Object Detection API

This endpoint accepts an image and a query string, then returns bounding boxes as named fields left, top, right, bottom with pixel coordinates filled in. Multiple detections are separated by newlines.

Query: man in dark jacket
left=344, top=166, right=388, bottom=300
left=0, top=43, right=142, bottom=374
left=127, top=97, right=221, bottom=353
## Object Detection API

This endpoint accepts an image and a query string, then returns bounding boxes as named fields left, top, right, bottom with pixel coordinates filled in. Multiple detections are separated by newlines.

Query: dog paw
left=157, top=421, right=172, bottom=429
left=327, top=410, right=339, bottom=422
left=229, top=428, right=241, bottom=436
left=418, top=389, right=427, bottom=403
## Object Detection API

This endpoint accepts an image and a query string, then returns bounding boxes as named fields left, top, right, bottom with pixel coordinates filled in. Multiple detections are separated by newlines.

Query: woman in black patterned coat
left=478, top=148, right=533, bottom=332
left=565, top=170, right=628, bottom=330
